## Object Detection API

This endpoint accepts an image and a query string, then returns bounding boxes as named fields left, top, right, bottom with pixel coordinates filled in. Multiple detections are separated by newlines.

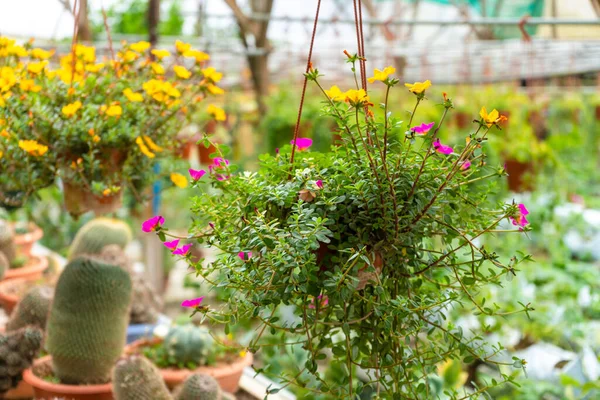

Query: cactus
left=0, top=220, right=16, bottom=265
left=45, top=258, right=132, bottom=384
left=6, top=285, right=54, bottom=332
left=0, top=251, right=7, bottom=280
left=112, top=356, right=171, bottom=400
left=164, top=325, right=216, bottom=368
left=0, top=327, right=43, bottom=393
left=68, top=218, right=132, bottom=261
left=173, top=374, right=221, bottom=400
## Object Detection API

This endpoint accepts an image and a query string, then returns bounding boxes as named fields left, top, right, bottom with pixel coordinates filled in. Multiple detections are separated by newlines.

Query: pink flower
left=315, top=180, right=323, bottom=189
left=460, top=160, right=471, bottom=171
left=433, top=139, right=453, bottom=155
left=238, top=251, right=252, bottom=261
left=309, top=295, right=329, bottom=309
left=212, top=157, right=229, bottom=167
left=163, top=239, right=180, bottom=250
left=215, top=174, right=230, bottom=181
left=172, top=243, right=192, bottom=256
left=181, top=296, right=204, bottom=308
left=189, top=168, right=206, bottom=181
left=290, top=138, right=313, bottom=151
left=142, top=215, right=164, bottom=233
left=410, top=122, right=435, bottom=135
left=510, top=203, right=530, bottom=228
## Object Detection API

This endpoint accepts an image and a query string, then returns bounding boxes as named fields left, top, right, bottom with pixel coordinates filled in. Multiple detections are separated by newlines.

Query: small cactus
left=112, top=356, right=171, bottom=400
left=0, top=251, right=7, bottom=280
left=68, top=218, right=132, bottom=261
left=0, top=220, right=16, bottom=265
left=6, top=285, right=54, bottom=332
left=45, top=258, right=132, bottom=384
left=0, top=327, right=43, bottom=393
left=164, top=325, right=215, bottom=368
left=173, top=373, right=221, bottom=400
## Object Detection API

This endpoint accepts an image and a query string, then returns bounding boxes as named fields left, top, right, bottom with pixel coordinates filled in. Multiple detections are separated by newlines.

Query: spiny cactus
left=45, top=258, right=132, bottom=384
left=0, top=326, right=43, bottom=393
left=112, top=356, right=171, bottom=400
left=0, top=251, right=7, bottom=280
left=164, top=325, right=216, bottom=368
left=68, top=218, right=132, bottom=261
left=6, top=285, right=54, bottom=332
left=0, top=220, right=16, bottom=265
left=173, top=373, right=221, bottom=400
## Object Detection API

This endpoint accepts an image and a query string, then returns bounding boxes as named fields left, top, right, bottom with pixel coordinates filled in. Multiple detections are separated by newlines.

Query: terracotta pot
left=0, top=277, right=25, bottom=314
left=63, top=182, right=123, bottom=217
left=3, top=379, right=35, bottom=399
left=22, top=356, right=114, bottom=400
left=198, top=142, right=217, bottom=165
left=504, top=159, right=534, bottom=193
left=455, top=112, right=471, bottom=129
left=12, top=222, right=43, bottom=258
left=126, top=338, right=253, bottom=393
left=595, top=105, right=600, bottom=121
left=3, top=256, right=48, bottom=282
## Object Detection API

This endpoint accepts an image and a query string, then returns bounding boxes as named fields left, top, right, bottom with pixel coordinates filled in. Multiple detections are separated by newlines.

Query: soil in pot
left=0, top=274, right=57, bottom=315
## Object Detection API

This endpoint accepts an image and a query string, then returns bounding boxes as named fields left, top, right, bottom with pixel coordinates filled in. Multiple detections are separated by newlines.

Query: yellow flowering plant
left=0, top=37, right=222, bottom=214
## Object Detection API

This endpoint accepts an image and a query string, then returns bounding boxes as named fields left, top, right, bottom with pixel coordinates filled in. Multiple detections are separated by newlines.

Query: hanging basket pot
left=504, top=159, right=534, bottom=193
left=63, top=182, right=123, bottom=217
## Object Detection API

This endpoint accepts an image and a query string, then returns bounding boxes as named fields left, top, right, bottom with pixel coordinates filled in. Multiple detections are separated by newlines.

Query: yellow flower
left=404, top=80, right=432, bottom=94
left=119, top=50, right=139, bottom=63
left=85, top=63, right=105, bottom=73
left=101, top=103, right=122, bottom=117
left=151, top=49, right=170, bottom=60
left=368, top=66, right=396, bottom=83
left=184, top=49, right=210, bottom=63
left=0, top=67, right=17, bottom=92
left=27, top=61, right=48, bottom=75
left=239, top=350, right=247, bottom=358
left=62, top=101, right=82, bottom=117
left=8, top=45, right=27, bottom=57
left=19, top=79, right=41, bottom=92
left=136, top=136, right=155, bottom=158
left=92, top=134, right=101, bottom=143
left=201, top=67, right=222, bottom=83
left=207, top=104, right=226, bottom=121
left=142, top=135, right=163, bottom=153
left=175, top=40, right=191, bottom=54
left=151, top=62, right=165, bottom=75
left=344, top=89, right=369, bottom=106
left=18, top=139, right=48, bottom=156
left=173, top=65, right=191, bottom=79
left=102, top=188, right=111, bottom=197
left=30, top=48, right=52, bottom=60
left=130, top=41, right=150, bottom=53
left=0, top=150, right=3, bottom=159
left=123, top=88, right=143, bottom=102
left=206, top=84, right=224, bottom=95
left=479, top=107, right=506, bottom=127
left=74, top=44, right=96, bottom=63
left=163, top=82, right=181, bottom=98
left=324, top=85, right=345, bottom=101
left=170, top=172, right=188, bottom=188
left=0, top=129, right=9, bottom=137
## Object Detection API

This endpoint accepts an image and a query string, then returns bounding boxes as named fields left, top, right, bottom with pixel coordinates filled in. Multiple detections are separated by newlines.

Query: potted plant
left=126, top=323, right=252, bottom=393
left=22, top=257, right=132, bottom=399
left=11, top=220, right=44, bottom=257
left=0, top=326, right=44, bottom=399
left=0, top=219, right=48, bottom=283
left=145, top=59, right=533, bottom=397
left=0, top=37, right=223, bottom=216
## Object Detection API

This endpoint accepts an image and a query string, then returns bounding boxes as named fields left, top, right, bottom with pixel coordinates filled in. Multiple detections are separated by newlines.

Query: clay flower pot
left=504, top=159, right=534, bottom=193
left=0, top=277, right=25, bottom=314
left=12, top=222, right=43, bottom=258
left=3, top=256, right=48, bottom=282
left=22, top=356, right=114, bottom=400
left=0, top=327, right=33, bottom=398
left=63, top=182, right=123, bottom=217
left=126, top=338, right=253, bottom=393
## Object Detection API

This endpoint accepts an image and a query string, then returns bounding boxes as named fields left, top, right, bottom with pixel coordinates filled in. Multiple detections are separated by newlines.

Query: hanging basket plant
left=0, top=37, right=225, bottom=215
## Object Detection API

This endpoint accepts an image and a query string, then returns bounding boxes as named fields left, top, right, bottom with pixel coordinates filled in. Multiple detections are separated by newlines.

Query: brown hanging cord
left=358, top=0, right=368, bottom=92
left=352, top=0, right=366, bottom=91
left=290, top=0, right=322, bottom=167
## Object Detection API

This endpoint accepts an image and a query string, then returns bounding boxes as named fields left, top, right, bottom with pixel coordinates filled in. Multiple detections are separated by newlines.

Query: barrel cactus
left=68, top=218, right=132, bottom=261
left=0, top=220, right=15, bottom=265
left=173, top=374, right=221, bottom=400
left=45, top=258, right=132, bottom=384
left=112, top=356, right=171, bottom=400
left=0, top=326, right=43, bottom=393
left=0, top=251, right=7, bottom=280
left=164, top=325, right=215, bottom=368
left=6, top=285, right=54, bottom=332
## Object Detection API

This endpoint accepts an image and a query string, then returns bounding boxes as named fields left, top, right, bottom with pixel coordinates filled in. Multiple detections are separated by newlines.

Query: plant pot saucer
left=22, top=355, right=114, bottom=400
left=3, top=255, right=48, bottom=282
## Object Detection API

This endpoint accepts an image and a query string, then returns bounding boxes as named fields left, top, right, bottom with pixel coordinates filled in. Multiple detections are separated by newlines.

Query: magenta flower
left=309, top=295, right=329, bottom=309
left=212, top=157, right=230, bottom=167
left=215, top=174, right=230, bottom=181
left=316, top=180, right=323, bottom=189
left=290, top=138, right=313, bottom=151
left=433, top=139, right=453, bottom=155
left=163, top=239, right=179, bottom=250
left=410, top=122, right=435, bottom=135
left=238, top=251, right=252, bottom=261
left=189, top=168, right=206, bottom=181
left=510, top=203, right=530, bottom=228
left=275, top=148, right=280, bottom=155
left=181, top=296, right=204, bottom=308
left=172, top=243, right=192, bottom=256
left=142, top=215, right=164, bottom=233
left=460, top=160, right=472, bottom=171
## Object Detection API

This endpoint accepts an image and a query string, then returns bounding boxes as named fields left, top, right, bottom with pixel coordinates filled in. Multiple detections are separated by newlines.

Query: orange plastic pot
left=22, top=356, right=114, bottom=400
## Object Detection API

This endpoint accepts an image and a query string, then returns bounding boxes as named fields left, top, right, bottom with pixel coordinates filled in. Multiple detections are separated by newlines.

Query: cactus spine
left=112, top=356, right=171, bottom=400
left=68, top=218, right=132, bottom=261
left=164, top=325, right=215, bottom=367
left=6, top=286, right=54, bottom=332
left=0, top=327, right=43, bottom=393
left=0, top=220, right=16, bottom=265
left=173, top=374, right=221, bottom=400
left=45, top=258, right=132, bottom=384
